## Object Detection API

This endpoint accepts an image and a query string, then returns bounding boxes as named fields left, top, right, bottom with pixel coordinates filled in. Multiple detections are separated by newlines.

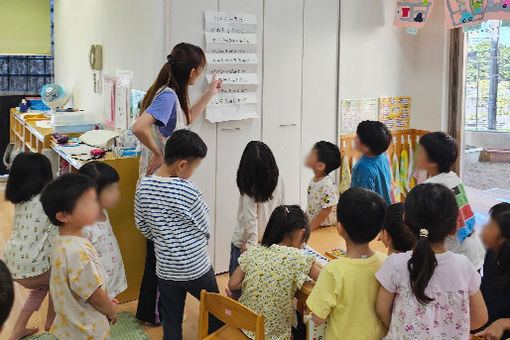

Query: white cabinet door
left=300, top=0, right=340, bottom=206
left=167, top=0, right=219, bottom=260
left=262, top=0, right=304, bottom=205
left=213, top=0, right=263, bottom=273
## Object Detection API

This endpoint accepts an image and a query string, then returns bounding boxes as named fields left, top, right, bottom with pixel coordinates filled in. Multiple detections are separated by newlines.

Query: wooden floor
left=0, top=187, right=386, bottom=339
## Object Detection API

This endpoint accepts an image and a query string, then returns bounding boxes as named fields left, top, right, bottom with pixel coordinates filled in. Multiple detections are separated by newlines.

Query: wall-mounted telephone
left=89, top=44, right=103, bottom=70
left=89, top=44, right=103, bottom=94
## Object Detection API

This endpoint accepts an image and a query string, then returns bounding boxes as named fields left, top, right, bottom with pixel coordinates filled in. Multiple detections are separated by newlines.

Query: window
left=0, top=0, right=54, bottom=93
left=464, top=20, right=510, bottom=131
left=0, top=56, right=53, bottom=92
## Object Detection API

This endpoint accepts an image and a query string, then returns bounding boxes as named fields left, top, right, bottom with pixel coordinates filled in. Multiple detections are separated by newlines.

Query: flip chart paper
left=208, top=92, right=257, bottom=106
left=205, top=32, right=257, bottom=45
left=205, top=11, right=257, bottom=25
left=206, top=104, right=258, bottom=123
left=206, top=53, right=258, bottom=64
left=205, top=11, right=257, bottom=35
left=204, top=11, right=260, bottom=123
left=206, top=73, right=258, bottom=85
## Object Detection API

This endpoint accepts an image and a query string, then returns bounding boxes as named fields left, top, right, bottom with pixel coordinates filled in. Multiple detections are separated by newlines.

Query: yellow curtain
left=0, top=0, right=51, bottom=55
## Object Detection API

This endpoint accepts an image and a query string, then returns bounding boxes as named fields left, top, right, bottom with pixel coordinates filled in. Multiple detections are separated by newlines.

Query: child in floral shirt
left=229, top=205, right=322, bottom=339
left=41, top=174, right=117, bottom=339
left=376, top=184, right=487, bottom=339
left=304, top=141, right=341, bottom=230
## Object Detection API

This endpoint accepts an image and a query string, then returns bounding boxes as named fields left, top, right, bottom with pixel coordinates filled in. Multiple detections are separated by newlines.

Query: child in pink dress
left=79, top=161, right=127, bottom=297
left=376, top=183, right=488, bottom=339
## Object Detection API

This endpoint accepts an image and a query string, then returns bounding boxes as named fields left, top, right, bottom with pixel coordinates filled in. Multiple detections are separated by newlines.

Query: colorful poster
left=378, top=96, right=411, bottom=129
left=394, top=0, right=435, bottom=28
left=485, top=0, right=510, bottom=20
left=340, top=98, right=378, bottom=134
left=444, top=0, right=487, bottom=28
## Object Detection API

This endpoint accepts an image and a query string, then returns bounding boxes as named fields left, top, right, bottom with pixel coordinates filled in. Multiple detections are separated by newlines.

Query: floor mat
left=111, top=311, right=150, bottom=340
left=25, top=312, right=149, bottom=340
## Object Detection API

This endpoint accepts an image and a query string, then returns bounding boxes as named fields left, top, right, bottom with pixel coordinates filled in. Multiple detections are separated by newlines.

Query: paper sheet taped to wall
left=394, top=0, right=435, bottom=28
left=206, top=73, right=258, bottom=85
left=340, top=98, right=378, bottom=133
left=209, top=92, right=257, bottom=106
left=485, top=0, right=510, bottom=20
left=205, top=11, right=257, bottom=34
left=205, top=32, right=257, bottom=54
left=379, top=96, right=411, bottom=129
left=204, top=11, right=259, bottom=123
left=206, top=104, right=258, bottom=123
left=444, top=0, right=486, bottom=28
left=206, top=53, right=258, bottom=74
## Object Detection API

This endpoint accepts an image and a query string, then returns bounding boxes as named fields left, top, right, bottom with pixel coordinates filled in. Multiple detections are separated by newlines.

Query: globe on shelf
left=40, top=83, right=70, bottom=110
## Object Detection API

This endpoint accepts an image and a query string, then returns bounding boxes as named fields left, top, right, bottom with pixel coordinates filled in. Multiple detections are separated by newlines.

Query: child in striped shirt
left=135, top=130, right=222, bottom=338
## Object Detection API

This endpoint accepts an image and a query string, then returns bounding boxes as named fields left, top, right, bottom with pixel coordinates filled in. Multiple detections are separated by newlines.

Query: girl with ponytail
left=476, top=203, right=510, bottom=340
left=133, top=42, right=222, bottom=177
left=132, top=42, right=221, bottom=326
left=376, top=183, right=488, bottom=339
left=228, top=205, right=322, bottom=339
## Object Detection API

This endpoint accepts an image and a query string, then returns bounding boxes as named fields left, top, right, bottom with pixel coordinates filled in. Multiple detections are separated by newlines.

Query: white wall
left=54, top=0, right=449, bottom=272
left=338, top=0, right=447, bottom=132
left=54, top=0, right=166, bottom=117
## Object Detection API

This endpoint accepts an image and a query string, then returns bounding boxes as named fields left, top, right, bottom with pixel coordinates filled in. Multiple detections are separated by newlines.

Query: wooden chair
left=198, top=290, right=265, bottom=340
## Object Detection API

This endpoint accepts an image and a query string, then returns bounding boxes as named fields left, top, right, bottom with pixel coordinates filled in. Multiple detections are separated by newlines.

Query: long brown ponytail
left=405, top=183, right=458, bottom=305
left=141, top=42, right=206, bottom=125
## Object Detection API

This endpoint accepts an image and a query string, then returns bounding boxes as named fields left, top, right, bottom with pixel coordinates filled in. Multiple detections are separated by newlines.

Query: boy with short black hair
left=351, top=120, right=393, bottom=205
left=307, top=187, right=387, bottom=339
left=40, top=173, right=117, bottom=339
left=305, top=141, right=341, bottom=230
left=135, top=129, right=222, bottom=338
left=0, top=260, right=14, bottom=334
left=417, top=131, right=485, bottom=269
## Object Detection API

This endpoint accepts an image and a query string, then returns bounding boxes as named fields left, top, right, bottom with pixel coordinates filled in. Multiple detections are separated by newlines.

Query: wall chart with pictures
left=340, top=98, right=378, bottom=134
left=394, top=0, right=510, bottom=29
left=378, top=96, right=411, bottom=129
left=204, top=11, right=259, bottom=123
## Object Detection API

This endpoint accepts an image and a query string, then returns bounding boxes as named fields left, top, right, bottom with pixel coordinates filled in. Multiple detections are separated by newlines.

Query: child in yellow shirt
left=41, top=173, right=117, bottom=340
left=307, top=187, right=387, bottom=340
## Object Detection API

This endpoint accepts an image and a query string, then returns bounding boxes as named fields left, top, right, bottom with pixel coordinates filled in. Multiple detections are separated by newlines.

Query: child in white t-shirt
left=79, top=161, right=127, bottom=297
left=416, top=132, right=485, bottom=269
left=229, top=141, right=285, bottom=297
left=304, top=141, right=341, bottom=230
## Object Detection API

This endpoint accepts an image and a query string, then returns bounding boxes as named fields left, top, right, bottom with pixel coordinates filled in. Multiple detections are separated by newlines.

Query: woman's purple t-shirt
left=145, top=89, right=178, bottom=138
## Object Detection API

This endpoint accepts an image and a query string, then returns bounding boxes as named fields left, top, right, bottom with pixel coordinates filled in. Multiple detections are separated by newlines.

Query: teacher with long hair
left=132, top=42, right=221, bottom=326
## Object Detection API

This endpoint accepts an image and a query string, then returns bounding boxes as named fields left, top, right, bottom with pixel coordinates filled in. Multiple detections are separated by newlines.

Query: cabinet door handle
left=221, top=127, right=242, bottom=131
left=279, top=123, right=297, bottom=127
